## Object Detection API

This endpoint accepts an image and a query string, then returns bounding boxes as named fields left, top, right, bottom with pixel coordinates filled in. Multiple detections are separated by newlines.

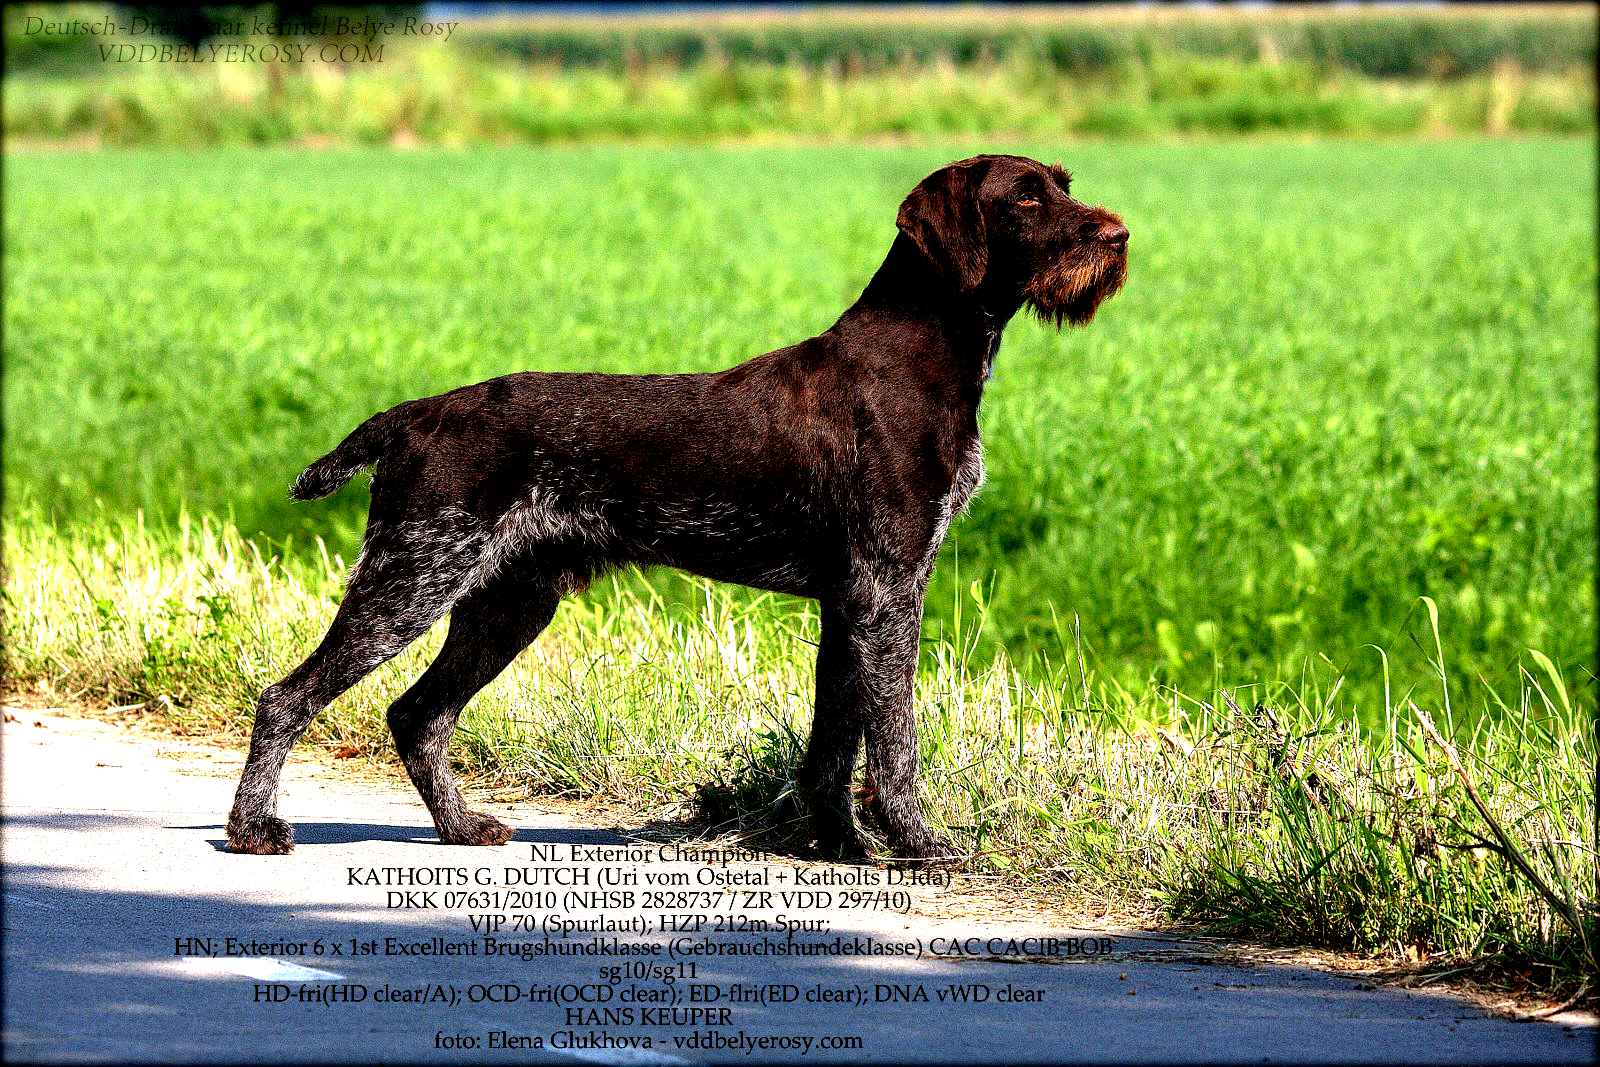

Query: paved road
left=2, top=709, right=1592, bottom=1064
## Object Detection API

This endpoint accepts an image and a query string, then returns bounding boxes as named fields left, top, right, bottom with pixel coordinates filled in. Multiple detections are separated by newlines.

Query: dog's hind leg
left=226, top=508, right=489, bottom=855
left=385, top=563, right=562, bottom=846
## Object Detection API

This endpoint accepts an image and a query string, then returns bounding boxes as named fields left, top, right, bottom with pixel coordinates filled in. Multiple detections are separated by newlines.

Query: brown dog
left=227, top=154, right=1127, bottom=862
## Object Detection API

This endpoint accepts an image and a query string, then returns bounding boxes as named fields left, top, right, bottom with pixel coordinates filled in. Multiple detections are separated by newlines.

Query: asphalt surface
left=2, top=708, right=1593, bottom=1064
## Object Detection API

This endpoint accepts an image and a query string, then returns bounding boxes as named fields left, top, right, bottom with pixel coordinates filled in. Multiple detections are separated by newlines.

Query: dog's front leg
left=843, top=579, right=958, bottom=864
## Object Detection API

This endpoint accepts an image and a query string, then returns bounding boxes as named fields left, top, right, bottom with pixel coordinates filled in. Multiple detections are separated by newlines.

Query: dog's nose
left=1099, top=221, right=1129, bottom=246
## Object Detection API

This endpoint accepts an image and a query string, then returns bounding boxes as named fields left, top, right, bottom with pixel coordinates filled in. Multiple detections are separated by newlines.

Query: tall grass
left=4, top=515, right=1592, bottom=993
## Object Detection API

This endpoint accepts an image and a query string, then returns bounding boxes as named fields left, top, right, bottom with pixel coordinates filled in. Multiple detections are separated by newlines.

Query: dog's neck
left=843, top=233, right=1022, bottom=392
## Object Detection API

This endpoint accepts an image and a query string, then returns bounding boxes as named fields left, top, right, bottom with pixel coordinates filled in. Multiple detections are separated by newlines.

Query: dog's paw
left=811, top=827, right=872, bottom=864
left=440, top=811, right=515, bottom=847
left=227, top=815, right=295, bottom=855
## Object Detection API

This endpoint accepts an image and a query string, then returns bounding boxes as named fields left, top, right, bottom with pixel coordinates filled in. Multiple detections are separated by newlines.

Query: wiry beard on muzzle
left=1023, top=247, right=1128, bottom=328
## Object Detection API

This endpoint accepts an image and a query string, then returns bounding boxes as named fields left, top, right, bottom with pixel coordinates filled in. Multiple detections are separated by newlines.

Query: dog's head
left=897, top=154, right=1128, bottom=326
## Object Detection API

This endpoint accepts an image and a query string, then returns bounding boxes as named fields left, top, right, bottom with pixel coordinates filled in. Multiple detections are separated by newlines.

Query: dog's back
left=297, top=340, right=875, bottom=595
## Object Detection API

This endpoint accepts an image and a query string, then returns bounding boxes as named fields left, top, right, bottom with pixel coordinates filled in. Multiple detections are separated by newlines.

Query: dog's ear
left=896, top=158, right=990, bottom=291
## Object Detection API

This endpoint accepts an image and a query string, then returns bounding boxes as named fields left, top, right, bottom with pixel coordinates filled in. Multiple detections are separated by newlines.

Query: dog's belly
left=948, top=438, right=986, bottom=517
left=485, top=472, right=839, bottom=597
left=615, top=496, right=841, bottom=597
left=673, top=553, right=825, bottom=598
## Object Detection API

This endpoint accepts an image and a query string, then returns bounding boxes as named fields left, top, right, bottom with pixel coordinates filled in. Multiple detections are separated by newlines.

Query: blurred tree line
left=6, top=4, right=1594, bottom=80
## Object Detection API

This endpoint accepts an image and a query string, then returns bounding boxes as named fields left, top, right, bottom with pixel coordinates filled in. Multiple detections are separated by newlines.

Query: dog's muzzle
left=1023, top=235, right=1129, bottom=328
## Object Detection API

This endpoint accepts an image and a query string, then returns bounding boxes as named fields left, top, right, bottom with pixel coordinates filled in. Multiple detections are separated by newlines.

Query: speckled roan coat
left=227, top=154, right=1128, bottom=862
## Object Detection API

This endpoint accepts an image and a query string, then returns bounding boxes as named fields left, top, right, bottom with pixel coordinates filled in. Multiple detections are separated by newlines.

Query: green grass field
left=3, top=141, right=1595, bottom=989
left=5, top=141, right=1594, bottom=711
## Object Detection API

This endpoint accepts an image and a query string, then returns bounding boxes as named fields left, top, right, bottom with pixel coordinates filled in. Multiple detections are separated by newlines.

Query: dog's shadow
left=181, top=822, right=634, bottom=852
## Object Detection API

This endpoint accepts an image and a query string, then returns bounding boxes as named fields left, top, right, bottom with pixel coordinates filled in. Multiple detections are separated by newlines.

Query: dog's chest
left=917, top=438, right=984, bottom=578
left=947, top=438, right=986, bottom=517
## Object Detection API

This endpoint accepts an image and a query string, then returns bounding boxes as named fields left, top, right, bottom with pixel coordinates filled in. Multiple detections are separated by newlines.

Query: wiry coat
left=227, top=154, right=1128, bottom=861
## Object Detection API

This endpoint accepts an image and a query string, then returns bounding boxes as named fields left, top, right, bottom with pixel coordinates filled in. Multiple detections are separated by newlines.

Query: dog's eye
left=1014, top=195, right=1042, bottom=209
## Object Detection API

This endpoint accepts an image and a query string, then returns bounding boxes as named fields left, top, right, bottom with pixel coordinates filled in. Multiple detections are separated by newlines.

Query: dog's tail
left=289, top=406, right=405, bottom=501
